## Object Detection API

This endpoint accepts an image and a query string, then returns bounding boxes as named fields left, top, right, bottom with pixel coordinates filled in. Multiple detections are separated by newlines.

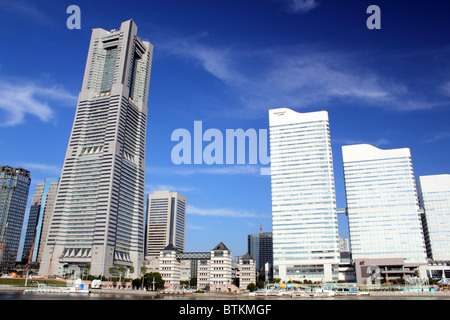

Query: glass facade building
left=417, top=174, right=450, bottom=262
left=342, top=144, right=427, bottom=264
left=0, top=166, right=31, bottom=271
left=146, top=191, right=186, bottom=257
left=39, top=20, right=153, bottom=278
left=22, top=177, right=59, bottom=264
left=269, top=108, right=340, bottom=282
left=247, top=232, right=273, bottom=281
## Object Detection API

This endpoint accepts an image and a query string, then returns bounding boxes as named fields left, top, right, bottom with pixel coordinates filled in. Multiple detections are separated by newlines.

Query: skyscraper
left=417, top=174, right=450, bottom=262
left=247, top=232, right=273, bottom=281
left=146, top=191, right=186, bottom=257
left=342, top=144, right=427, bottom=264
left=269, top=108, right=340, bottom=282
left=39, top=20, right=153, bottom=278
left=21, top=177, right=59, bottom=264
left=0, top=166, right=31, bottom=271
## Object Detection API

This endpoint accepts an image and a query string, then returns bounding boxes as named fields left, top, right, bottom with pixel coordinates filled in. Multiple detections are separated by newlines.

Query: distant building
left=0, top=166, right=31, bottom=271
left=247, top=232, right=273, bottom=281
left=146, top=191, right=186, bottom=257
left=417, top=174, right=450, bottom=262
left=21, top=177, right=59, bottom=264
left=238, top=253, right=256, bottom=289
left=153, top=242, right=242, bottom=292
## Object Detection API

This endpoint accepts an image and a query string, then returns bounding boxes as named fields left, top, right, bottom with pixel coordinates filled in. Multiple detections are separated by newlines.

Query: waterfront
left=1, top=288, right=450, bottom=300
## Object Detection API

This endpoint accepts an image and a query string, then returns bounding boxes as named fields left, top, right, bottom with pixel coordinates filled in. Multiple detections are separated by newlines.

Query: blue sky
left=0, top=0, right=449, bottom=258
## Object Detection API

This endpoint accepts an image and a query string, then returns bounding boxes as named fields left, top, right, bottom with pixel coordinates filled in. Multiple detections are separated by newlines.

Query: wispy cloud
left=17, top=162, right=62, bottom=176
left=0, top=0, right=52, bottom=25
left=187, top=205, right=261, bottom=218
left=161, top=38, right=449, bottom=118
left=0, top=77, right=77, bottom=127
left=146, top=184, right=198, bottom=193
left=422, top=131, right=450, bottom=143
left=333, top=137, right=391, bottom=147
left=147, top=165, right=261, bottom=176
left=281, top=0, right=320, bottom=14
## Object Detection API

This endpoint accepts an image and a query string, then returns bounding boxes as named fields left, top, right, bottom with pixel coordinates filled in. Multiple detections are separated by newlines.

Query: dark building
left=0, top=166, right=31, bottom=271
left=248, top=232, right=273, bottom=281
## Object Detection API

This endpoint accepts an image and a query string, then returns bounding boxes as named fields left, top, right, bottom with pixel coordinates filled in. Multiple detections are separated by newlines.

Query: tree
left=143, top=272, right=164, bottom=290
left=140, top=265, right=147, bottom=290
left=247, top=283, right=258, bottom=292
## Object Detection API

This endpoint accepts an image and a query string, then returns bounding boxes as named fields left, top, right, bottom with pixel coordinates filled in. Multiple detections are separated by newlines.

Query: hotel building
left=269, top=108, right=340, bottom=282
left=417, top=174, right=450, bottom=262
left=146, top=191, right=186, bottom=257
left=39, top=20, right=153, bottom=278
left=342, top=144, right=428, bottom=283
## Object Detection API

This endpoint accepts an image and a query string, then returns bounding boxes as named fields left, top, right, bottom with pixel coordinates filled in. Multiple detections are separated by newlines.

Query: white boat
left=24, top=280, right=90, bottom=294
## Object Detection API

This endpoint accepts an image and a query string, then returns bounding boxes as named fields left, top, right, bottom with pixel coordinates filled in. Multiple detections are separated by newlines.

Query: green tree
left=140, top=265, right=147, bottom=290
left=247, top=283, right=258, bottom=292
left=144, top=272, right=164, bottom=290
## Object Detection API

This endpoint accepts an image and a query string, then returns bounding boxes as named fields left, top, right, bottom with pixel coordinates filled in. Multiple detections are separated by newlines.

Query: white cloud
left=423, top=131, right=450, bottom=143
left=147, top=165, right=261, bottom=176
left=282, top=0, right=319, bottom=13
left=162, top=39, right=445, bottom=117
left=333, top=137, right=391, bottom=147
left=187, top=205, right=260, bottom=218
left=17, top=162, right=62, bottom=176
left=146, top=184, right=197, bottom=193
left=0, top=77, right=77, bottom=126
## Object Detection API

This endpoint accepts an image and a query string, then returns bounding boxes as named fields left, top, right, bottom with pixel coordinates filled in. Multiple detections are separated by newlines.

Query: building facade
left=146, top=191, right=186, bottom=257
left=269, top=108, right=340, bottom=282
left=342, top=144, right=428, bottom=266
left=39, top=20, right=153, bottom=278
left=247, top=232, right=273, bottom=281
left=0, top=166, right=31, bottom=271
left=21, top=177, right=59, bottom=264
left=238, top=253, right=256, bottom=289
left=417, top=174, right=450, bottom=262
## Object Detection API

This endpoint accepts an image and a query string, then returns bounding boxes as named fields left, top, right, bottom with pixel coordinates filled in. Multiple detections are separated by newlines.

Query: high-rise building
left=342, top=144, right=427, bottom=264
left=269, top=108, right=340, bottom=282
left=146, top=191, right=186, bottom=257
left=247, top=232, right=273, bottom=281
left=417, top=174, right=450, bottom=262
left=21, top=177, right=59, bottom=264
left=0, top=166, right=31, bottom=271
left=39, top=20, right=153, bottom=278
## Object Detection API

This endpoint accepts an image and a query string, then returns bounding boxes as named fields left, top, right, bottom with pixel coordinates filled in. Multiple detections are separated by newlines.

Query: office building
left=342, top=144, right=428, bottom=282
left=146, top=191, right=186, bottom=257
left=39, top=20, right=153, bottom=278
left=21, top=177, right=59, bottom=264
left=247, top=232, right=273, bottom=281
left=417, top=174, right=450, bottom=262
left=0, top=166, right=31, bottom=271
left=269, top=108, right=340, bottom=282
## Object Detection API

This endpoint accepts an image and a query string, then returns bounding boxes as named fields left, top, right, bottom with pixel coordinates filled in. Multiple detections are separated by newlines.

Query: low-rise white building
left=238, top=253, right=256, bottom=289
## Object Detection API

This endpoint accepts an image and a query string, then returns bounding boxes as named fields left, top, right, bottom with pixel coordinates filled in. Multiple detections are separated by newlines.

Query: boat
left=24, top=279, right=90, bottom=294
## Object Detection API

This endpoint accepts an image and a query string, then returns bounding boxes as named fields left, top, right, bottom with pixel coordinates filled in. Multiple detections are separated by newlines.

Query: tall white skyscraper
left=342, top=144, right=427, bottom=264
left=39, top=20, right=153, bottom=277
left=417, top=174, right=450, bottom=262
left=146, top=191, right=186, bottom=257
left=269, top=108, right=340, bottom=282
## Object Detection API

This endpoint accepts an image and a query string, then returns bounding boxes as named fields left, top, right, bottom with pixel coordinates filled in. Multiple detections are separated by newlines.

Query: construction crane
left=256, top=221, right=262, bottom=232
